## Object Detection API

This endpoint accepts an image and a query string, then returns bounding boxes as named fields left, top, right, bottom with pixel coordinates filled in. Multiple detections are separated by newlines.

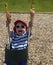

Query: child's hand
left=30, top=8, right=35, bottom=21
left=6, top=12, right=11, bottom=23
left=30, top=8, right=35, bottom=17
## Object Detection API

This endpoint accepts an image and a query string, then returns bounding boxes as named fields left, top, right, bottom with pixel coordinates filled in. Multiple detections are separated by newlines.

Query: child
left=5, top=8, right=35, bottom=65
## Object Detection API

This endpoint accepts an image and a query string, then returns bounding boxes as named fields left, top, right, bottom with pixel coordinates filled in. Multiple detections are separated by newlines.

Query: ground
left=0, top=12, right=53, bottom=65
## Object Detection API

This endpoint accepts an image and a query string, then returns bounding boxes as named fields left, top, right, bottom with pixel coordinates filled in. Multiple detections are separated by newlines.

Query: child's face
left=15, top=22, right=26, bottom=35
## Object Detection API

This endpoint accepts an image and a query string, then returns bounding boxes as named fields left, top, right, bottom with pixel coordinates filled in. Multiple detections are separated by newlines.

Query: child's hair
left=13, top=20, right=28, bottom=32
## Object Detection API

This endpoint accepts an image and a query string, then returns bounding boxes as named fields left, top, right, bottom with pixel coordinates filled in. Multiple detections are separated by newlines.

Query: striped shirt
left=11, top=31, right=31, bottom=50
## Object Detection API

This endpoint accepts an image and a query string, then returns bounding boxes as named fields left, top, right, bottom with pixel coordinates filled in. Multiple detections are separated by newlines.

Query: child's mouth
left=18, top=30, right=23, bottom=33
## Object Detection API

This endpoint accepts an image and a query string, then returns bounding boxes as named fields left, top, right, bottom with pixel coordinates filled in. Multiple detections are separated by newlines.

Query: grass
left=0, top=0, right=53, bottom=12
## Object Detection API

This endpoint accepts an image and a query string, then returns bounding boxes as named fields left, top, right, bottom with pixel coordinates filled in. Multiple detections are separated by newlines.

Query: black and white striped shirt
left=11, top=31, right=31, bottom=50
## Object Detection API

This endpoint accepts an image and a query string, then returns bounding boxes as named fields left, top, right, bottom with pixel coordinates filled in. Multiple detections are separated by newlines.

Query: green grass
left=0, top=0, right=53, bottom=12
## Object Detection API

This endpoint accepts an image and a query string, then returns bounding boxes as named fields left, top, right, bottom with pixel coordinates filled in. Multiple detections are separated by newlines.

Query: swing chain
left=4, top=1, right=10, bottom=46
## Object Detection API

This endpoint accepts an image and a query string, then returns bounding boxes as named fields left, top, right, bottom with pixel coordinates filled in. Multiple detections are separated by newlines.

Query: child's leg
left=18, top=60, right=27, bottom=65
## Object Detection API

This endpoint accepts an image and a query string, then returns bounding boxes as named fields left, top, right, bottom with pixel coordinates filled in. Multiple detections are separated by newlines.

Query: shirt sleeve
left=10, top=31, right=14, bottom=38
left=27, top=30, right=32, bottom=37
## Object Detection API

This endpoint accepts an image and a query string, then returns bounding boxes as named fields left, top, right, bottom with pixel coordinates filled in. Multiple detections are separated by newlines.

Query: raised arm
left=6, top=12, right=11, bottom=22
left=29, top=8, right=35, bottom=32
left=6, top=12, right=12, bottom=37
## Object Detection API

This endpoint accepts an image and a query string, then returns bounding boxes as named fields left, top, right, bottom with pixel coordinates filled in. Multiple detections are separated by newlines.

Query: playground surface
left=0, top=12, right=53, bottom=65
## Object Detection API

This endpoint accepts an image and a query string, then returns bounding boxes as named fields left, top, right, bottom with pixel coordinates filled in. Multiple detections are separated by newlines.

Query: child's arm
left=6, top=12, right=11, bottom=23
left=6, top=12, right=12, bottom=37
left=29, top=8, right=35, bottom=32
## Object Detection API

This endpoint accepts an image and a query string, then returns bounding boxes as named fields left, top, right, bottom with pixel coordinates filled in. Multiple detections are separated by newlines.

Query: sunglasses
left=16, top=25, right=26, bottom=28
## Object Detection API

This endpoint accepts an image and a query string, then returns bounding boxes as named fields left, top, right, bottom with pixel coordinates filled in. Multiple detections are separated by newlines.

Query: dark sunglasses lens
left=21, top=26, right=25, bottom=28
left=16, top=26, right=19, bottom=28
